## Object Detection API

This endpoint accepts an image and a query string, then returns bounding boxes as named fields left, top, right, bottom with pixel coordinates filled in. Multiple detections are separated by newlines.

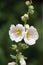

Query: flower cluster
left=8, top=0, right=39, bottom=65
left=9, top=24, right=39, bottom=45
left=25, top=0, right=34, bottom=14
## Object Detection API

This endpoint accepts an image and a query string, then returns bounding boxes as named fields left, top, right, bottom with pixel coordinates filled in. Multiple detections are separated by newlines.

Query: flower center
left=26, top=31, right=32, bottom=39
left=15, top=28, right=22, bottom=36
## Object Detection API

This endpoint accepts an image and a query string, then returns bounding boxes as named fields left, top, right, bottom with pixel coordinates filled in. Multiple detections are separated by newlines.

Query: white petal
left=9, top=25, right=15, bottom=41
left=8, top=62, right=15, bottom=65
left=16, top=24, right=25, bottom=30
left=24, top=38, right=36, bottom=45
left=30, top=26, right=39, bottom=40
left=9, top=24, right=15, bottom=36
left=9, top=33, right=15, bottom=41
left=10, top=24, right=15, bottom=30
left=14, top=36, right=24, bottom=42
left=20, top=58, right=26, bottom=65
left=14, top=24, right=25, bottom=42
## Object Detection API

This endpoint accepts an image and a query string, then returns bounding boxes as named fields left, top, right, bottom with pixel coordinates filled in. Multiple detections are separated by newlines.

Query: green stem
left=16, top=55, right=18, bottom=65
left=25, top=21, right=27, bottom=25
left=24, top=20, right=27, bottom=26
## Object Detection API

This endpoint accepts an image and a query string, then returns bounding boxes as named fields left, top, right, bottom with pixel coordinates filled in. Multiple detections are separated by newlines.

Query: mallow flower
left=8, top=62, right=15, bottom=65
left=24, top=26, right=39, bottom=45
left=9, top=24, right=25, bottom=42
left=20, top=58, right=26, bottom=65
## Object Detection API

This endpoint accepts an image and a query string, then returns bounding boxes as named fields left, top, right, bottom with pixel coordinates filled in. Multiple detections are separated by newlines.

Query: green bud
left=21, top=14, right=28, bottom=22
left=16, top=49, right=19, bottom=52
left=24, top=14, right=28, bottom=19
left=11, top=44, right=17, bottom=50
left=19, top=52, right=22, bottom=55
left=25, top=1, right=31, bottom=6
left=29, top=9, right=34, bottom=14
left=21, top=43, right=29, bottom=49
left=24, top=24, right=29, bottom=29
left=21, top=16, right=26, bottom=22
left=17, top=53, right=24, bottom=60
left=29, top=5, right=34, bottom=10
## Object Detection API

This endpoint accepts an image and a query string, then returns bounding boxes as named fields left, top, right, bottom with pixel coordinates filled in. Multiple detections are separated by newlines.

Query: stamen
left=26, top=31, right=32, bottom=39
left=15, top=28, right=22, bottom=36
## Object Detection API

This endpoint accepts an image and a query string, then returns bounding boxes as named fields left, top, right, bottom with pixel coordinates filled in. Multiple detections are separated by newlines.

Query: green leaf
left=10, top=54, right=16, bottom=59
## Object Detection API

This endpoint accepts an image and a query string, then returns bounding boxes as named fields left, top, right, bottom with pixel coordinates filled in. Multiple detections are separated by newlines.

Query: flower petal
left=10, top=24, right=15, bottom=30
left=8, top=62, right=15, bottom=65
left=24, top=37, right=36, bottom=45
left=20, top=58, right=26, bottom=65
left=9, top=33, right=15, bottom=41
left=30, top=26, right=39, bottom=40
left=14, top=24, right=25, bottom=42
left=9, top=25, right=15, bottom=41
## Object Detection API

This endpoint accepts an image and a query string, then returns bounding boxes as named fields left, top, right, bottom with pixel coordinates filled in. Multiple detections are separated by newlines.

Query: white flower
left=24, top=26, right=39, bottom=45
left=8, top=62, right=15, bottom=65
left=20, top=58, right=26, bottom=65
left=9, top=24, right=25, bottom=42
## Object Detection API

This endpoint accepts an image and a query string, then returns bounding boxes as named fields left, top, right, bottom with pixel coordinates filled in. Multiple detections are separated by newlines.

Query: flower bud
left=17, top=53, right=24, bottom=60
left=29, top=9, right=34, bottom=14
left=25, top=1, right=30, bottom=6
left=29, top=5, right=34, bottom=10
left=21, top=43, right=29, bottom=49
left=21, top=16, right=25, bottom=22
left=24, top=24, right=29, bottom=29
left=16, top=49, right=19, bottom=52
left=24, top=14, right=28, bottom=19
left=21, top=14, right=28, bottom=22
left=12, top=44, right=17, bottom=50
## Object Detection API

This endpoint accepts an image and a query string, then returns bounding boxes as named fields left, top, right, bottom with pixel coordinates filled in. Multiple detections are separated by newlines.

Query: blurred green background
left=0, top=0, right=42, bottom=65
